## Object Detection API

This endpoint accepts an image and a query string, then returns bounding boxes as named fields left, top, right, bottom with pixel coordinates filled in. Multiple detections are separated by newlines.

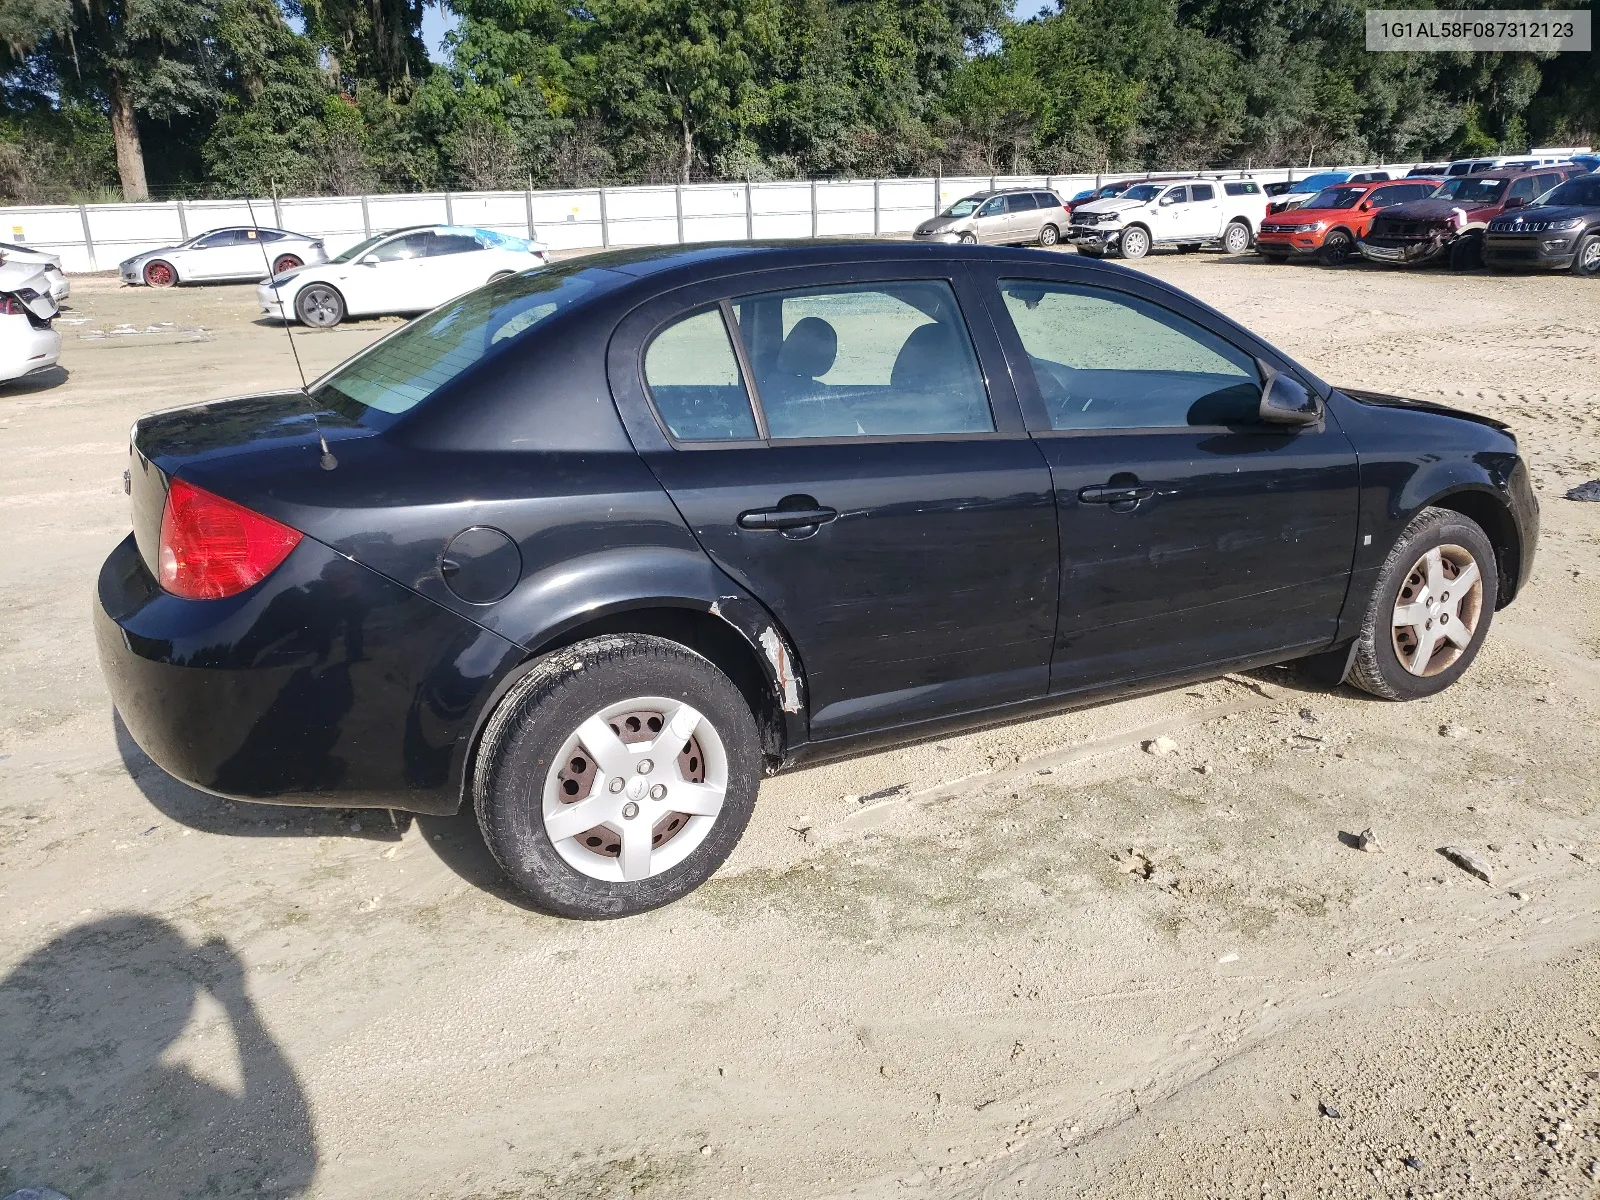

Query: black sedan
left=1484, top=173, right=1600, bottom=274
left=97, top=243, right=1539, bottom=917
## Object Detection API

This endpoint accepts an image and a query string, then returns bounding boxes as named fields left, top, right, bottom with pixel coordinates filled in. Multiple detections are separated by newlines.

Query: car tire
left=294, top=283, right=345, bottom=327
left=959, top=232, right=977, bottom=245
left=143, top=260, right=177, bottom=288
left=1346, top=507, right=1498, bottom=701
left=1038, top=223, right=1060, bottom=247
left=1119, top=226, right=1151, bottom=259
left=1318, top=230, right=1354, bottom=266
left=1572, top=232, right=1600, bottom=277
left=271, top=254, right=303, bottom=275
left=473, top=634, right=762, bottom=919
left=1449, top=233, right=1485, bottom=271
left=1223, top=220, right=1252, bottom=254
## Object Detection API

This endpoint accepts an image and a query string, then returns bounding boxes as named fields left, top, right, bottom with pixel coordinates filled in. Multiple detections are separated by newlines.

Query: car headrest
left=891, top=322, right=963, bottom=390
left=775, top=316, right=837, bottom=380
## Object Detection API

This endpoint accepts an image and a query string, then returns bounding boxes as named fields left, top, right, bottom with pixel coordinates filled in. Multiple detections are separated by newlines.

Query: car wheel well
left=1429, top=489, right=1521, bottom=607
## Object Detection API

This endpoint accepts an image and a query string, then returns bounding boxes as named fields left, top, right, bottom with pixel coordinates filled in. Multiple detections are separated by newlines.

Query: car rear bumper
left=96, top=530, right=524, bottom=814
left=1484, top=234, right=1578, bottom=270
left=0, top=318, right=61, bottom=380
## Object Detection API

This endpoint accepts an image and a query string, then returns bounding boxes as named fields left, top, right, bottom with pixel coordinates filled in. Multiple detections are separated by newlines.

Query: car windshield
left=1120, top=184, right=1163, bottom=202
left=1099, top=183, right=1132, bottom=197
left=310, top=265, right=611, bottom=419
left=329, top=234, right=391, bottom=264
left=1294, top=174, right=1347, bottom=192
left=1432, top=177, right=1508, bottom=203
left=941, top=198, right=982, bottom=218
left=1536, top=176, right=1600, bottom=207
left=1304, top=186, right=1364, bottom=209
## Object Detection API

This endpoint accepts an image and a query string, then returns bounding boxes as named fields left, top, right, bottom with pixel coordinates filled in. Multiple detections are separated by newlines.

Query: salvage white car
left=1068, top=179, right=1270, bottom=259
left=120, top=227, right=328, bottom=288
left=0, top=242, right=70, bottom=302
left=260, top=226, right=548, bottom=327
left=0, top=260, right=61, bottom=383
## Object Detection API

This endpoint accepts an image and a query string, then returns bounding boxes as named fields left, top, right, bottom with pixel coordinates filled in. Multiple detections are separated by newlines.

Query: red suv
left=1359, top=165, right=1584, bottom=269
left=1257, top=178, right=1442, bottom=265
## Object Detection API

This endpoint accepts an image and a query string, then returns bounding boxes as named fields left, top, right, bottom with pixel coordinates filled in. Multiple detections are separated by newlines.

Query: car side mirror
left=1503, top=196, right=1525, bottom=209
left=360, top=254, right=379, bottom=266
left=1258, top=367, right=1322, bottom=427
left=1358, top=200, right=1372, bottom=211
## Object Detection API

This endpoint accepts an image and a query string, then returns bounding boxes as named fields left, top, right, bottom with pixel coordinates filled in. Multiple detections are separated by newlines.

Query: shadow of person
left=115, top=710, right=409, bottom=841
left=0, top=916, right=316, bottom=1198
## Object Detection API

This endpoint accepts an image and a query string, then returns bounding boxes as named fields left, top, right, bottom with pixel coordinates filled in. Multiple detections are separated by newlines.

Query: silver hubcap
left=1124, top=230, right=1148, bottom=257
left=1041, top=226, right=1057, bottom=245
left=1227, top=225, right=1248, bottom=252
left=1582, top=241, right=1600, bottom=272
left=300, top=288, right=339, bottom=325
left=1391, top=544, right=1483, bottom=677
left=543, top=696, right=728, bottom=882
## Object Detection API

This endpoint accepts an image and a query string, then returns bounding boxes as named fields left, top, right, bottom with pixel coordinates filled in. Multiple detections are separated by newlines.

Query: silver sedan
left=119, top=227, right=327, bottom=288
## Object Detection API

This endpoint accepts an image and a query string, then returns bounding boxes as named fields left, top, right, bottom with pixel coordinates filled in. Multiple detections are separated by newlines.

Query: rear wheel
left=473, top=634, right=761, bottom=918
left=1572, top=233, right=1600, bottom=277
left=1347, top=507, right=1498, bottom=701
left=142, top=260, right=176, bottom=288
left=1223, top=220, right=1252, bottom=254
left=271, top=253, right=302, bottom=275
left=1038, top=223, right=1060, bottom=247
left=294, top=283, right=345, bottom=327
left=1119, top=226, right=1151, bottom=259
left=1318, top=230, right=1354, bottom=266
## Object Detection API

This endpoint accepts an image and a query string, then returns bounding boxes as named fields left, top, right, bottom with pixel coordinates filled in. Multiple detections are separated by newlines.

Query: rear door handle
left=1078, top=484, right=1154, bottom=505
left=737, top=505, right=838, bottom=531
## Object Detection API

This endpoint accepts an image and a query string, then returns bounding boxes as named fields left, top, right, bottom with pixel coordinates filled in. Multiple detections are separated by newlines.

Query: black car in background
left=1484, top=173, right=1600, bottom=274
left=97, top=243, right=1538, bottom=917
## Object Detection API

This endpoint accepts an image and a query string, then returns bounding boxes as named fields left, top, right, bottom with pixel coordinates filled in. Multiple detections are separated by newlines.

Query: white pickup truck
left=1067, top=178, right=1271, bottom=260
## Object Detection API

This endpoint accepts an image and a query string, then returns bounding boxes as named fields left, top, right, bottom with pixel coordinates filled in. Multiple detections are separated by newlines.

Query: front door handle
left=1078, top=484, right=1155, bottom=505
left=738, top=504, right=838, bottom=531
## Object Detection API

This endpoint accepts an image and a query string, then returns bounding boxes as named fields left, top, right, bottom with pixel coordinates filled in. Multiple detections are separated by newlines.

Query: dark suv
left=1359, top=165, right=1583, bottom=269
left=1484, top=172, right=1600, bottom=275
left=97, top=243, right=1538, bottom=917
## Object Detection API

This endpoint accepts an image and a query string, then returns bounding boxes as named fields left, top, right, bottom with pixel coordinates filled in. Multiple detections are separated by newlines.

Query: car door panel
left=975, top=268, right=1360, bottom=695
left=606, top=265, right=1058, bottom=741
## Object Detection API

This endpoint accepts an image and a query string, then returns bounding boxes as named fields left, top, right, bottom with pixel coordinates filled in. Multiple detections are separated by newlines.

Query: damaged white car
left=0, top=260, right=62, bottom=383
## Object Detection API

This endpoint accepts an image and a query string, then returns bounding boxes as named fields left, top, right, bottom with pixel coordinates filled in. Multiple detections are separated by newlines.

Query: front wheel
left=473, top=634, right=762, bottom=918
left=1223, top=220, right=1252, bottom=255
left=1038, top=223, right=1060, bottom=247
left=1346, top=507, right=1498, bottom=701
left=1318, top=230, right=1354, bottom=267
left=1119, top=226, right=1151, bottom=259
left=142, top=260, right=176, bottom=288
left=294, top=283, right=345, bottom=327
left=1449, top=233, right=1484, bottom=271
left=958, top=232, right=977, bottom=245
left=1572, top=232, right=1600, bottom=277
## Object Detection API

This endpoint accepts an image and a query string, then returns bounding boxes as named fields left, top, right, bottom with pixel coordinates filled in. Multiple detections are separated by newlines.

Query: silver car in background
left=119, top=227, right=327, bottom=288
left=912, top=189, right=1068, bottom=247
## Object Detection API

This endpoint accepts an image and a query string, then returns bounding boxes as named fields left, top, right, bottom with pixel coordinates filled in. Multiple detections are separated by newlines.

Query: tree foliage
left=0, top=0, right=1595, bottom=202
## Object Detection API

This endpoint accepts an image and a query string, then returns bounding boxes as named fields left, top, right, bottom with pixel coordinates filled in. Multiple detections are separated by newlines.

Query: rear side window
left=998, top=280, right=1261, bottom=430
left=731, top=280, right=993, bottom=440
left=643, top=308, right=758, bottom=441
left=1008, top=193, right=1039, bottom=212
left=429, top=234, right=483, bottom=256
left=1035, top=192, right=1062, bottom=207
left=1224, top=181, right=1259, bottom=196
left=1191, top=184, right=1215, bottom=201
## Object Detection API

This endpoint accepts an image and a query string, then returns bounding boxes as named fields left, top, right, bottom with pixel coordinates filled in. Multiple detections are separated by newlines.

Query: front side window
left=998, top=280, right=1261, bottom=431
left=732, top=280, right=992, bottom=440
left=978, top=198, right=1004, bottom=218
left=643, top=308, right=758, bottom=441
left=1541, top=176, right=1600, bottom=207
left=1308, top=186, right=1364, bottom=209
left=194, top=230, right=241, bottom=248
left=1159, top=187, right=1186, bottom=206
left=429, top=233, right=484, bottom=256
left=1507, top=177, right=1537, bottom=204
left=373, top=232, right=433, bottom=261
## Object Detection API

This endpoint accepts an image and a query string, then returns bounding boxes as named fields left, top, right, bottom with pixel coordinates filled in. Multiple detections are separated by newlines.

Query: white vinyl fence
left=0, top=165, right=1424, bottom=274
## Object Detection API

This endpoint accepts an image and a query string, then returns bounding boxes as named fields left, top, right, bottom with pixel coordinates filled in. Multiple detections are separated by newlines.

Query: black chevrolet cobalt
left=98, top=243, right=1538, bottom=917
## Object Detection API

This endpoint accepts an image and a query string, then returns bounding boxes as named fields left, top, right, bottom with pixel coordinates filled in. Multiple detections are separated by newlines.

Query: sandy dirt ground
left=1, top=252, right=1599, bottom=1200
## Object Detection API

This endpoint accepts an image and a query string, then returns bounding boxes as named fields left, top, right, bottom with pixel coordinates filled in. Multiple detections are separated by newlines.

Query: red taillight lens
left=157, top=478, right=302, bottom=600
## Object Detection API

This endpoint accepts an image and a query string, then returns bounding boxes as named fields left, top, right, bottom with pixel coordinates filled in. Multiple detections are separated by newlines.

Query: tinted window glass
left=1507, top=177, right=1537, bottom=203
left=430, top=233, right=483, bottom=256
left=373, top=232, right=432, bottom=261
left=1159, top=187, right=1187, bottom=205
left=998, top=280, right=1261, bottom=430
left=733, top=281, right=992, bottom=440
left=1541, top=176, right=1600, bottom=207
left=1224, top=181, right=1259, bottom=195
left=1008, top=193, right=1038, bottom=212
left=1533, top=173, right=1564, bottom=198
left=644, top=308, right=758, bottom=441
left=194, top=230, right=240, bottom=248
left=1035, top=192, right=1062, bottom=207
left=977, top=197, right=1004, bottom=217
left=311, top=265, right=613, bottom=422
left=1191, top=183, right=1215, bottom=201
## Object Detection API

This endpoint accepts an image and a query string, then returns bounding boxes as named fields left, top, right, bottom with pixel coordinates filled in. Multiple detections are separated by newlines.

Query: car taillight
left=157, top=478, right=302, bottom=600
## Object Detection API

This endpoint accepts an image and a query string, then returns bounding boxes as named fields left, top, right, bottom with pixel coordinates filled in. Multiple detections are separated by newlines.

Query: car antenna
left=245, top=195, right=337, bottom=471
